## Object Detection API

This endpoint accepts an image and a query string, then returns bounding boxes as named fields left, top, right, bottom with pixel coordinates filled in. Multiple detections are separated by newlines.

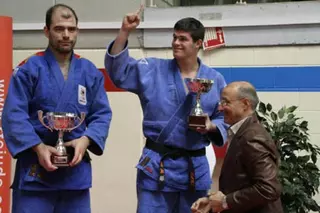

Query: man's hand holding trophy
left=185, top=78, right=217, bottom=134
left=37, top=110, right=86, bottom=170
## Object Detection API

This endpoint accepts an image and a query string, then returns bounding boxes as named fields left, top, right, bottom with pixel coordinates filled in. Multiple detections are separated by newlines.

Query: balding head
left=219, top=81, right=259, bottom=125
left=45, top=4, right=78, bottom=29
left=226, top=81, right=259, bottom=110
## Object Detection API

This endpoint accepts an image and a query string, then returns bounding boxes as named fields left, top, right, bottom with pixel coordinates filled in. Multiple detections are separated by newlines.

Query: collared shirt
left=227, top=116, right=250, bottom=143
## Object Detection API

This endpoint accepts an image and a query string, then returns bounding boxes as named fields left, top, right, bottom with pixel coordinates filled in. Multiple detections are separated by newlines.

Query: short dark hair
left=45, top=4, right=78, bottom=29
left=173, top=17, right=205, bottom=42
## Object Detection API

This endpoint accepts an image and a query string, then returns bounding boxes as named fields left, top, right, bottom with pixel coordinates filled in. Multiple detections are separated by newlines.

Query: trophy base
left=51, top=155, right=70, bottom=167
left=188, top=115, right=206, bottom=128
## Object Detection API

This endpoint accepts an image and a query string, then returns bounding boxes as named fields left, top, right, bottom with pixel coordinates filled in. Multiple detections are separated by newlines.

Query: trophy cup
left=185, top=78, right=214, bottom=128
left=38, top=111, right=85, bottom=167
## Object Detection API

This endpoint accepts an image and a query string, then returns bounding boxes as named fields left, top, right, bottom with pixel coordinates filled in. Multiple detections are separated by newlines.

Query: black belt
left=145, top=138, right=206, bottom=191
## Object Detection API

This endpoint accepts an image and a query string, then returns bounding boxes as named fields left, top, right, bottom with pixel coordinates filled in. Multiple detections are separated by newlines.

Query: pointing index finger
left=136, top=4, right=144, bottom=16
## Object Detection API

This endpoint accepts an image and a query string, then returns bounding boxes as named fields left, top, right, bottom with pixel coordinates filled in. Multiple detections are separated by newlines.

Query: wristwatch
left=222, top=195, right=229, bottom=209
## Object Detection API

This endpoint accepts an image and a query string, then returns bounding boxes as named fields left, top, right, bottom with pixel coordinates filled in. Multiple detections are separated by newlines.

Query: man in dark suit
left=191, top=81, right=283, bottom=213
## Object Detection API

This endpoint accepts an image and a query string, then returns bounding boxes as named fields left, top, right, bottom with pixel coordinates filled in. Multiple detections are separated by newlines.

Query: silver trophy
left=185, top=78, right=214, bottom=128
left=38, top=111, right=85, bottom=167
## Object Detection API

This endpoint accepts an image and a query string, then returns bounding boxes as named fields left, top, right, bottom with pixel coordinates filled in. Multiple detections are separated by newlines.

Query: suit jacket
left=219, top=114, right=283, bottom=213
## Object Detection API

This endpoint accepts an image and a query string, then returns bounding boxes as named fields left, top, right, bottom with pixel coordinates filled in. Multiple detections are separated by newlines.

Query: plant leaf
left=278, top=107, right=285, bottom=119
left=287, top=106, right=298, bottom=113
left=311, top=154, right=317, bottom=164
left=286, top=118, right=295, bottom=126
left=266, top=103, right=272, bottom=112
left=300, top=121, right=308, bottom=129
left=259, top=102, right=266, bottom=114
left=288, top=113, right=295, bottom=120
left=271, top=112, right=278, bottom=121
left=298, top=155, right=310, bottom=163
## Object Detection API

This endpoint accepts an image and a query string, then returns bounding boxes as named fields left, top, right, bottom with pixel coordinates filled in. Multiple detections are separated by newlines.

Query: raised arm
left=104, top=6, right=156, bottom=94
left=110, top=5, right=143, bottom=55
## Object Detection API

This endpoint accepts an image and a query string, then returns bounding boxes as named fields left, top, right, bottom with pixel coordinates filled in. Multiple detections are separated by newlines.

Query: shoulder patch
left=138, top=58, right=148, bottom=65
left=13, top=67, right=20, bottom=76
left=18, top=58, right=28, bottom=66
left=74, top=53, right=81, bottom=59
left=18, top=51, right=45, bottom=66
left=35, top=51, right=45, bottom=56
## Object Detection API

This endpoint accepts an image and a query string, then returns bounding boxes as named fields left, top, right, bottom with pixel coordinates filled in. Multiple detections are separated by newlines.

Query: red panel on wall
left=99, top=68, right=124, bottom=92
left=0, top=16, right=12, bottom=213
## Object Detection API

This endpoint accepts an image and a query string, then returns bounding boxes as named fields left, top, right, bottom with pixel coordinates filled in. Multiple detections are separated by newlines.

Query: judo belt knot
left=145, top=138, right=206, bottom=192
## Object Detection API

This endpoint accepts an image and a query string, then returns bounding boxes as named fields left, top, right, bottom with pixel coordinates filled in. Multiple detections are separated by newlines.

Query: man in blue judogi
left=2, top=4, right=112, bottom=213
left=105, top=7, right=228, bottom=213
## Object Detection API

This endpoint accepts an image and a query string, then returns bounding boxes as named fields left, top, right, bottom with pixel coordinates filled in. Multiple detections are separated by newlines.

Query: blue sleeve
left=83, top=68, right=112, bottom=156
left=2, top=67, right=42, bottom=158
left=104, top=40, right=153, bottom=94
left=207, top=72, right=229, bottom=146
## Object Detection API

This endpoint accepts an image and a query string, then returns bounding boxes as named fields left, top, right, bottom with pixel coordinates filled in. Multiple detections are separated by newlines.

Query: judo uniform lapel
left=156, top=60, right=194, bottom=143
left=171, top=58, right=205, bottom=104
left=44, top=49, right=65, bottom=95
left=44, top=49, right=81, bottom=112
left=171, top=59, right=187, bottom=104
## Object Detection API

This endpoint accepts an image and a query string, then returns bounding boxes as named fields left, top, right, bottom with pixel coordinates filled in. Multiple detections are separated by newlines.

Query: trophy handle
left=37, top=110, right=53, bottom=132
left=69, top=112, right=86, bottom=131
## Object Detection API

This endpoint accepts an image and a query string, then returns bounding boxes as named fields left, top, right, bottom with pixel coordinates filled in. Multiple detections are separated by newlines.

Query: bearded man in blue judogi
left=2, top=4, right=112, bottom=213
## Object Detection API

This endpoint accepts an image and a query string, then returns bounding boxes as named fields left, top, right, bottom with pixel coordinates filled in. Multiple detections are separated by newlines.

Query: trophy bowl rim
left=184, top=78, right=214, bottom=93
left=46, top=112, right=78, bottom=118
left=184, top=78, right=214, bottom=85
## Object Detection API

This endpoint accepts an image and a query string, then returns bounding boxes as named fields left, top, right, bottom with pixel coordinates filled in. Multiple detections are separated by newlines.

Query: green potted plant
left=257, top=102, right=320, bottom=213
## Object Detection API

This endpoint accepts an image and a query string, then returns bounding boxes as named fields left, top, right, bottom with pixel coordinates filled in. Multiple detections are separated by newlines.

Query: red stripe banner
left=0, top=16, right=12, bottom=213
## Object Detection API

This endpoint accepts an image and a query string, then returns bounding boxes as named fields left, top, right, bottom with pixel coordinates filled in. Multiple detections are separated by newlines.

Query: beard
left=49, top=39, right=76, bottom=54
